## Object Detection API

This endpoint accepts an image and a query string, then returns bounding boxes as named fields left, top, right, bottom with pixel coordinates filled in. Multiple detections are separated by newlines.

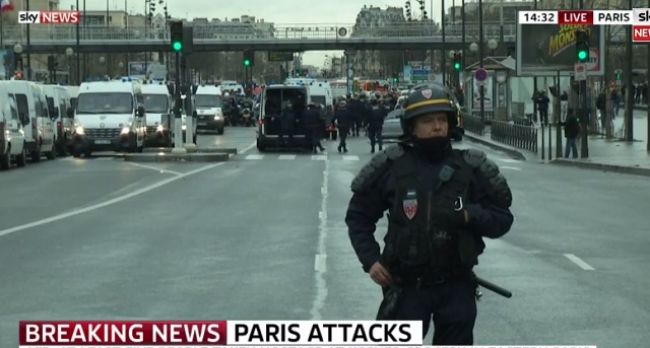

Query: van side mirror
left=137, top=105, right=145, bottom=117
left=67, top=107, right=74, bottom=118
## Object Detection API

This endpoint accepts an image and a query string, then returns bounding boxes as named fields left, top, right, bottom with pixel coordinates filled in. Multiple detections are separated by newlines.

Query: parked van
left=194, top=85, right=225, bottom=134
left=64, top=85, right=79, bottom=111
left=0, top=80, right=56, bottom=162
left=142, top=83, right=172, bottom=146
left=0, top=85, right=27, bottom=169
left=256, top=84, right=310, bottom=151
left=72, top=80, right=147, bottom=157
left=43, top=85, right=74, bottom=155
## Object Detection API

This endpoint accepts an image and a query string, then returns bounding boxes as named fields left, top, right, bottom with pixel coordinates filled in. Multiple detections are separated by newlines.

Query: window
left=76, top=93, right=134, bottom=114
left=9, top=98, right=18, bottom=121
left=14, top=93, right=29, bottom=120
left=194, top=95, right=224, bottom=108
left=143, top=94, right=169, bottom=113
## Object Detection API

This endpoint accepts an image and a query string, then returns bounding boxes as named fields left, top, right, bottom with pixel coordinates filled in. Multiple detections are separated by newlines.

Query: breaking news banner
left=18, top=320, right=423, bottom=347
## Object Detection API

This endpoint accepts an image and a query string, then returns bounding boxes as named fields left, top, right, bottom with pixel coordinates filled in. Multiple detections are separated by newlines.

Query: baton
left=475, top=275, right=512, bottom=298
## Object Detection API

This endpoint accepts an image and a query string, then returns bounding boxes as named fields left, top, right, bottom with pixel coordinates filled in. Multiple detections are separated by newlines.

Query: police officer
left=367, top=98, right=386, bottom=153
left=333, top=99, right=352, bottom=153
left=345, top=84, right=514, bottom=345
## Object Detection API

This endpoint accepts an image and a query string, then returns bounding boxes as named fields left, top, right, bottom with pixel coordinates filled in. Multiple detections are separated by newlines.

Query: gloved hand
left=431, top=208, right=469, bottom=228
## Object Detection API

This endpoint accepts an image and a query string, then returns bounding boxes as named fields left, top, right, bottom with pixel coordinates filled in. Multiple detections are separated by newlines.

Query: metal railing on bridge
left=2, top=23, right=517, bottom=43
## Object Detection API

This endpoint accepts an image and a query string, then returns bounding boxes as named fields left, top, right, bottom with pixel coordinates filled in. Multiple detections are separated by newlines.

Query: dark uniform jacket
left=345, top=144, right=514, bottom=274
left=368, top=105, right=387, bottom=130
left=333, top=106, right=353, bottom=129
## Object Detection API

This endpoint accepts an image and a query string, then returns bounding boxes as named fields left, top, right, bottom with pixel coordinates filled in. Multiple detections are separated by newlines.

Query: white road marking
left=500, top=166, right=522, bottom=171
left=0, top=162, right=226, bottom=238
left=126, top=162, right=182, bottom=176
left=314, top=254, right=327, bottom=272
left=240, top=141, right=256, bottom=154
left=343, top=155, right=360, bottom=161
left=311, top=155, right=327, bottom=161
left=310, top=155, right=330, bottom=320
left=244, top=154, right=264, bottom=160
left=95, top=157, right=114, bottom=161
left=564, top=253, right=596, bottom=271
left=278, top=155, right=296, bottom=160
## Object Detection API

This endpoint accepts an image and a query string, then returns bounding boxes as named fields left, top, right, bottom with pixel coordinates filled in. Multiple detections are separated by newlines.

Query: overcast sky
left=59, top=0, right=444, bottom=67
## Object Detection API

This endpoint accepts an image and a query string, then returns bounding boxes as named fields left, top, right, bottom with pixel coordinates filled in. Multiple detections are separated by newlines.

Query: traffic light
left=576, top=29, right=589, bottom=63
left=170, top=21, right=183, bottom=53
left=453, top=52, right=462, bottom=71
left=243, top=50, right=254, bottom=67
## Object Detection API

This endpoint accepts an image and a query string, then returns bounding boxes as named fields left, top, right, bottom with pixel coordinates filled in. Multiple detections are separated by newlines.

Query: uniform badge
left=402, top=190, right=418, bottom=220
left=421, top=89, right=432, bottom=99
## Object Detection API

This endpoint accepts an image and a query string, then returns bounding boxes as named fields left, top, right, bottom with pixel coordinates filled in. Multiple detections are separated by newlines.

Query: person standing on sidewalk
left=560, top=91, right=569, bottom=123
left=536, top=91, right=550, bottom=125
left=564, top=110, right=580, bottom=159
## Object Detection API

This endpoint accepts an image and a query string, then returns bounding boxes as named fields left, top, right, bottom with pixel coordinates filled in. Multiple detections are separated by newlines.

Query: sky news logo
left=18, top=11, right=80, bottom=24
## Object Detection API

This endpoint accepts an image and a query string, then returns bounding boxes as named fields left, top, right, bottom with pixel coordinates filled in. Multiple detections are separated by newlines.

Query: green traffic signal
left=172, top=41, right=182, bottom=52
left=454, top=62, right=461, bottom=71
left=577, top=50, right=588, bottom=62
left=243, top=59, right=251, bottom=67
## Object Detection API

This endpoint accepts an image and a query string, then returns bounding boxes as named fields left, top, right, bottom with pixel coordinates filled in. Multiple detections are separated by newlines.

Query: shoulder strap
left=351, top=145, right=405, bottom=193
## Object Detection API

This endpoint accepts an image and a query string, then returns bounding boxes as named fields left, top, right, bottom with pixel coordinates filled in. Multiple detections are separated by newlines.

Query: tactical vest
left=381, top=149, right=479, bottom=275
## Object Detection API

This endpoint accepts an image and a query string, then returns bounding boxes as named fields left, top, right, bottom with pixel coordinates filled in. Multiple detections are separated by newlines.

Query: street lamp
left=65, top=47, right=74, bottom=84
left=488, top=39, right=498, bottom=56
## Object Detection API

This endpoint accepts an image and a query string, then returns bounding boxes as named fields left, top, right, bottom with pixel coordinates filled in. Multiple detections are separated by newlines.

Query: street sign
left=268, top=51, right=294, bottom=62
left=474, top=68, right=488, bottom=86
left=574, top=63, right=587, bottom=81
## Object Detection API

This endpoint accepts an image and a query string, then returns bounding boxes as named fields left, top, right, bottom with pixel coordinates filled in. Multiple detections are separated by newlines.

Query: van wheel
left=0, top=150, right=10, bottom=170
left=16, top=146, right=27, bottom=167
left=46, top=148, right=56, bottom=160
left=256, top=139, right=266, bottom=152
left=31, top=148, right=41, bottom=163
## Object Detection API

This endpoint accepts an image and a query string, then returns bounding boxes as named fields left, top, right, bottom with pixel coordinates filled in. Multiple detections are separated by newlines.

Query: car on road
left=71, top=80, right=147, bottom=157
left=194, top=85, right=225, bottom=134
left=256, top=84, right=311, bottom=152
left=43, top=85, right=74, bottom=156
left=1, top=80, right=56, bottom=162
left=142, top=83, right=173, bottom=147
left=0, top=85, right=27, bottom=169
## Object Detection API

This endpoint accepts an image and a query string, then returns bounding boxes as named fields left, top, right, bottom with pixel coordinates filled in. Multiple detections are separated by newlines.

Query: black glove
left=431, top=208, right=468, bottom=229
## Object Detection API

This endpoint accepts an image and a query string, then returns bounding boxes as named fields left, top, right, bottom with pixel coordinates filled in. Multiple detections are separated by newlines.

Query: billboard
left=516, top=23, right=605, bottom=76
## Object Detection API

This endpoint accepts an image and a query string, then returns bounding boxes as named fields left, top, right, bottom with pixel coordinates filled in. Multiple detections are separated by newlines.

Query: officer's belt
left=394, top=268, right=472, bottom=288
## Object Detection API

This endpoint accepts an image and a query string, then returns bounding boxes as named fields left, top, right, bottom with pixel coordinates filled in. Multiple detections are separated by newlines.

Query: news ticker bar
left=16, top=346, right=599, bottom=348
left=17, top=346, right=599, bottom=348
left=519, top=9, right=650, bottom=25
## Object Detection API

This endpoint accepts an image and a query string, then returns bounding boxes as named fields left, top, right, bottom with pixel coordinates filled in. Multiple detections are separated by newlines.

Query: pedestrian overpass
left=3, top=22, right=518, bottom=53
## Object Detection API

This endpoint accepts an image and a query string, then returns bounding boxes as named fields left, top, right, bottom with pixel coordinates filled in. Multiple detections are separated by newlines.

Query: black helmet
left=400, top=83, right=459, bottom=135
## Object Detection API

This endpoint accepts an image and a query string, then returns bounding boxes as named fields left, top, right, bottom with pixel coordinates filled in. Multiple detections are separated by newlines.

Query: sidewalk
left=465, top=110, right=650, bottom=176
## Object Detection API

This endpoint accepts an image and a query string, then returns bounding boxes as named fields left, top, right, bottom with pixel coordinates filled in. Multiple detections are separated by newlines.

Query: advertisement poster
left=517, top=23, right=604, bottom=76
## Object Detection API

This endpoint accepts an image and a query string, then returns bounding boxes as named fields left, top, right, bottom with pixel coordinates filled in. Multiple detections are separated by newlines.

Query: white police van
left=0, top=84, right=27, bottom=169
left=142, top=82, right=173, bottom=147
left=194, top=85, right=225, bottom=134
left=42, top=85, right=74, bottom=155
left=72, top=80, right=147, bottom=157
left=0, top=80, right=56, bottom=162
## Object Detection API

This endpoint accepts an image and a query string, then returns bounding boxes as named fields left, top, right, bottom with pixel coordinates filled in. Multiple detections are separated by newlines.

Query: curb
left=552, top=158, right=650, bottom=177
left=463, top=133, right=528, bottom=161
left=123, top=153, right=231, bottom=163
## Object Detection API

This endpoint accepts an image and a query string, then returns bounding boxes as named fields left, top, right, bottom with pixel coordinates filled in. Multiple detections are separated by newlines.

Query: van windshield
left=143, top=94, right=168, bottom=113
left=311, top=96, right=326, bottom=106
left=76, top=93, right=133, bottom=114
left=195, top=95, right=223, bottom=108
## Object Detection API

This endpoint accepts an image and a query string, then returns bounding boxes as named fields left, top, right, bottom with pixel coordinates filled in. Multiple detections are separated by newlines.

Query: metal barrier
left=491, top=119, right=538, bottom=153
left=463, top=114, right=486, bottom=136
